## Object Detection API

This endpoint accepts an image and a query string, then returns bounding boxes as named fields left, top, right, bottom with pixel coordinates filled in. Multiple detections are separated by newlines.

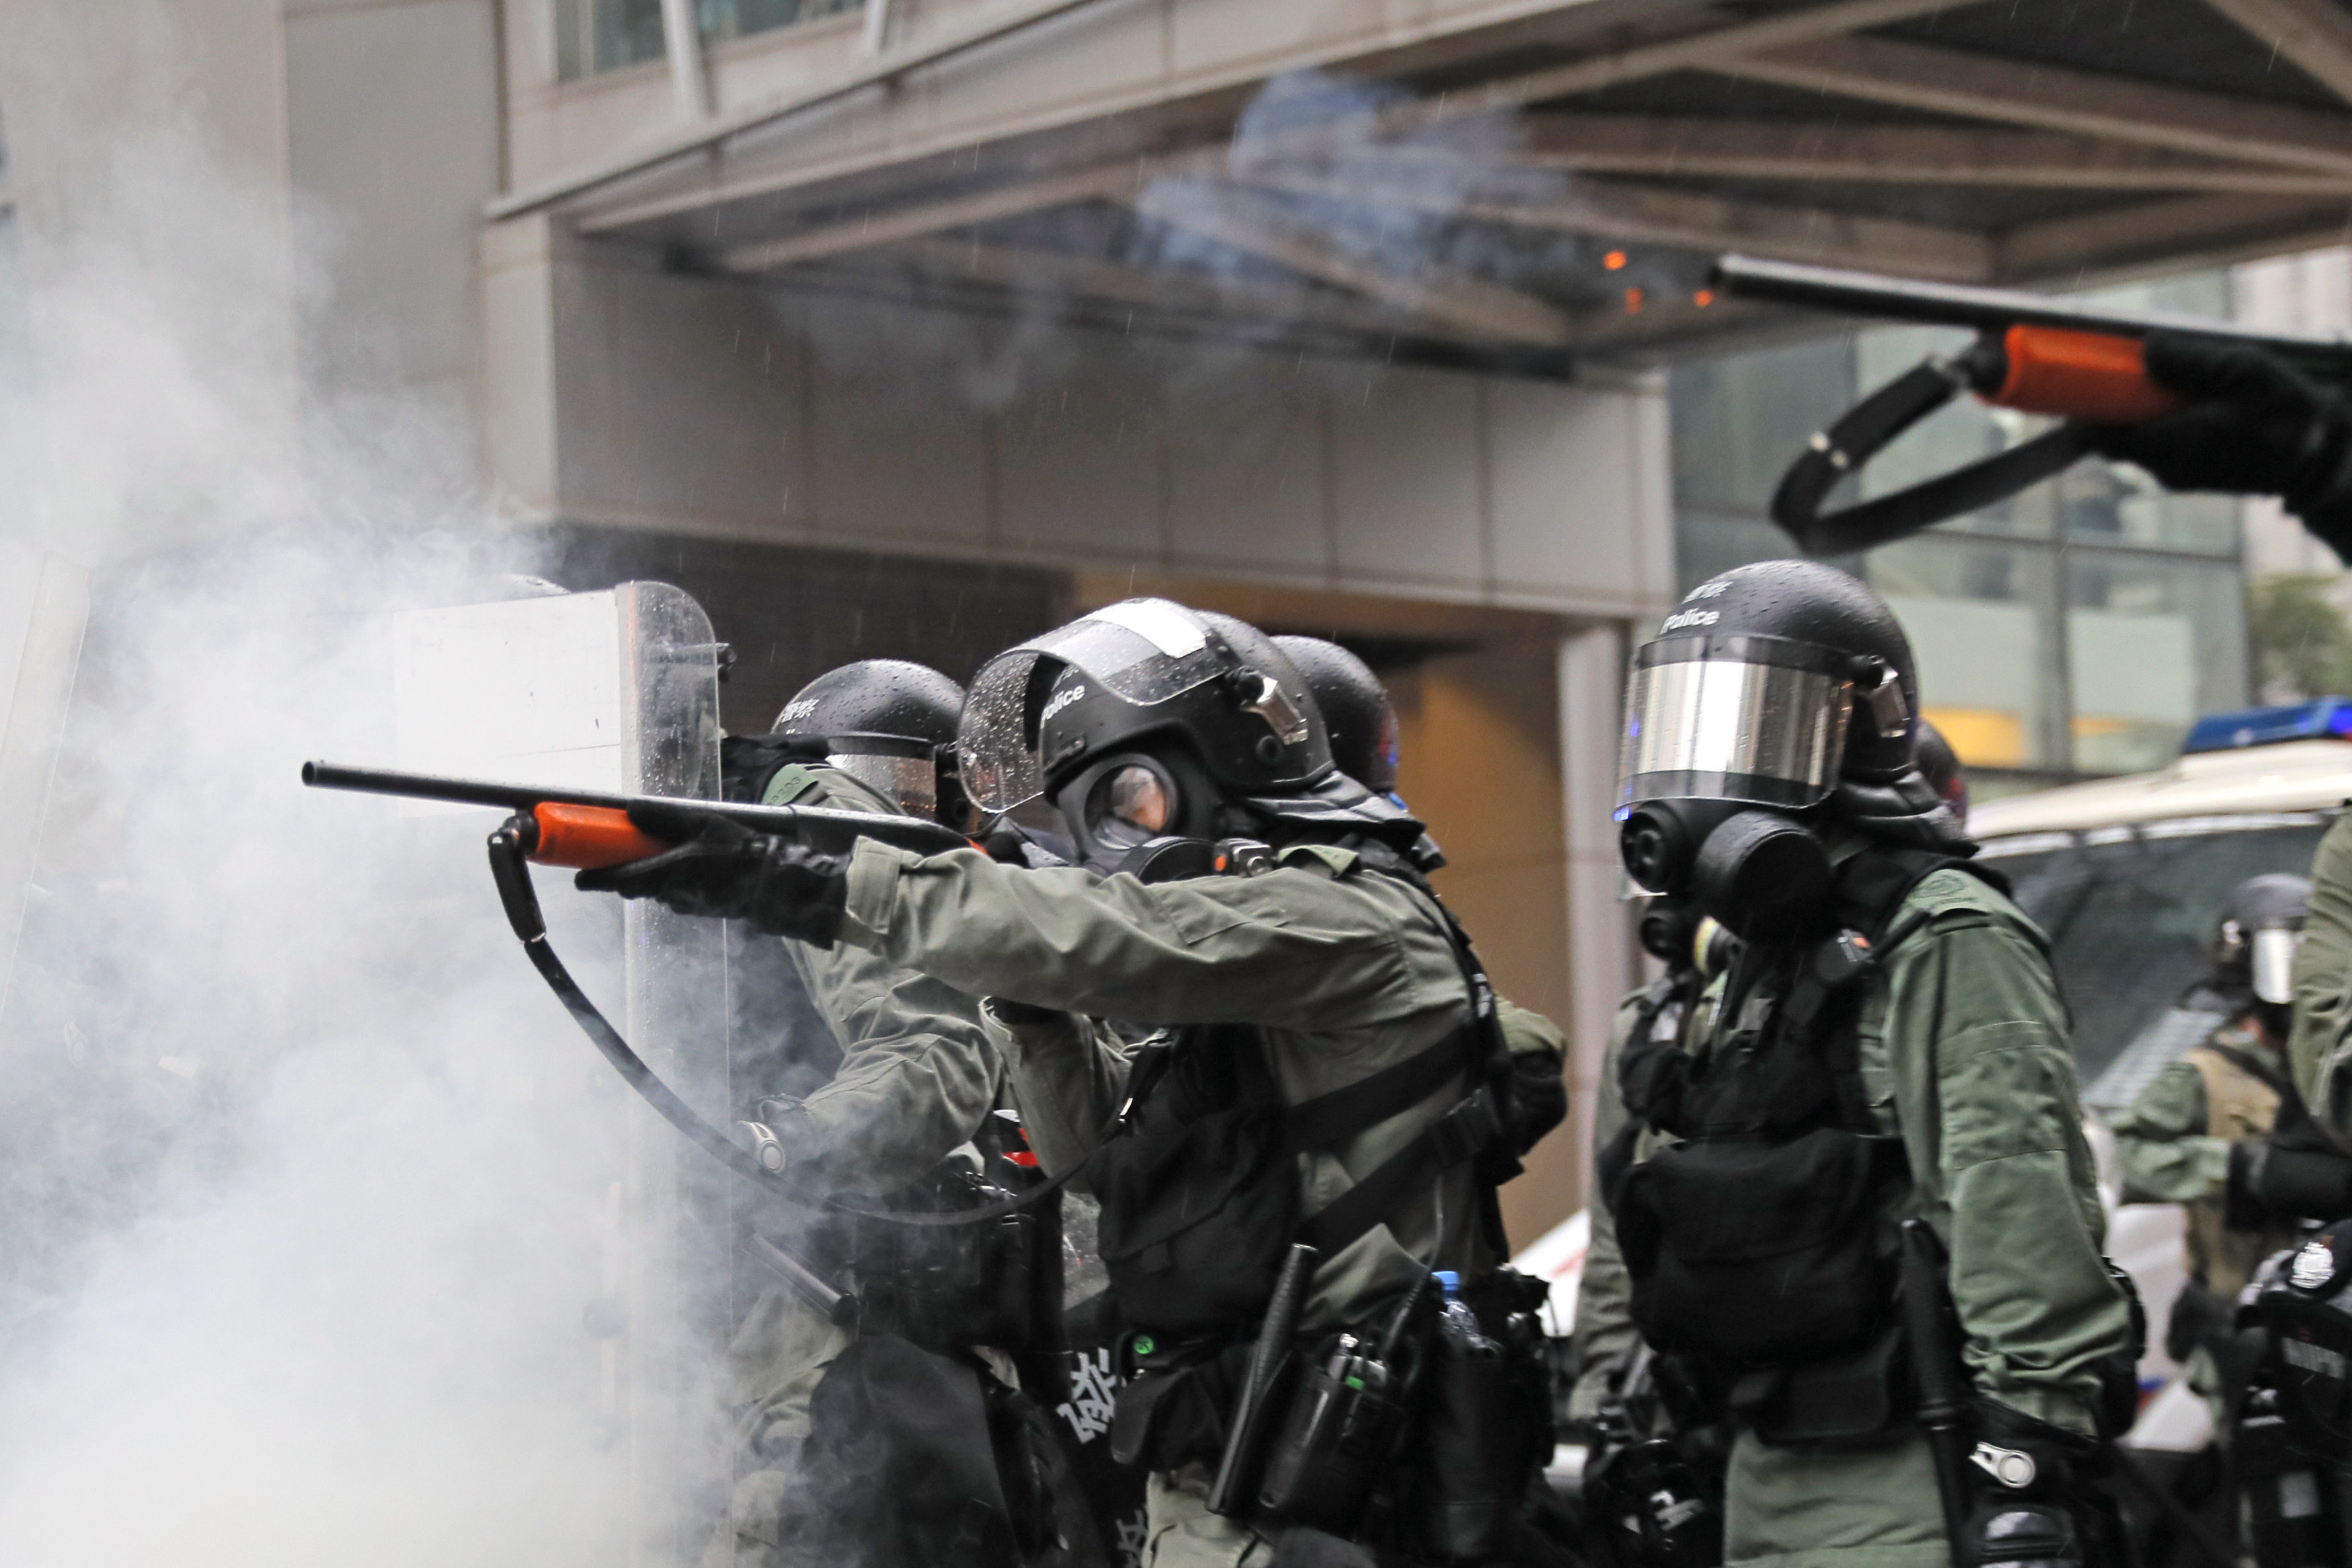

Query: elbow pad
left=1505, top=1050, right=1568, bottom=1157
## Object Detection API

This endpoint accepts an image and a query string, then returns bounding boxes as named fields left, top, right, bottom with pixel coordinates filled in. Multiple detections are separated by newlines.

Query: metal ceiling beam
left=723, top=161, right=1155, bottom=270
left=872, top=237, right=1435, bottom=337
left=2199, top=0, right=2352, bottom=109
left=1716, top=34, right=2352, bottom=174
left=1499, top=114, right=2352, bottom=193
left=567, top=0, right=1965, bottom=236
left=1996, top=191, right=2345, bottom=276
left=1240, top=165, right=1994, bottom=281
left=1130, top=178, right=1576, bottom=346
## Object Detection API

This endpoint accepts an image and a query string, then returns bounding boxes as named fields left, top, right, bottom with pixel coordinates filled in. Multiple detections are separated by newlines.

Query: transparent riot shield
left=393, top=580, right=730, bottom=1568
left=0, top=547, right=91, bottom=1023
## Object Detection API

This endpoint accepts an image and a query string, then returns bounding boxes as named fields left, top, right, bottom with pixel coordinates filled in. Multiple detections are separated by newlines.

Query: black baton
left=1209, top=1242, right=1318, bottom=1516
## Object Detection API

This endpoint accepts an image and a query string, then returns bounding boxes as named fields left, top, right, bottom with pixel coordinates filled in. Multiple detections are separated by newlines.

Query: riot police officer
left=1273, top=632, right=1570, bottom=1152
left=1271, top=635, right=1404, bottom=800
left=1604, top=560, right=2136, bottom=1568
left=2111, top=875, right=2310, bottom=1426
left=706, top=658, right=1012, bottom=1568
left=586, top=599, right=1553, bottom=1567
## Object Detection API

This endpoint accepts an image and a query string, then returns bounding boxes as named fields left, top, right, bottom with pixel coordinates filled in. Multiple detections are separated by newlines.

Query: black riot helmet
left=774, top=659, right=964, bottom=821
left=1616, top=561, right=1921, bottom=942
left=1272, top=635, right=1401, bottom=795
left=2213, top=872, right=2312, bottom=1008
left=957, top=599, right=1334, bottom=872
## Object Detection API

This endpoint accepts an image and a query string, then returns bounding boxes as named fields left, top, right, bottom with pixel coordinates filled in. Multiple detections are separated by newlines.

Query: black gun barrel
left=1714, top=254, right=2349, bottom=369
left=300, top=759, right=969, bottom=855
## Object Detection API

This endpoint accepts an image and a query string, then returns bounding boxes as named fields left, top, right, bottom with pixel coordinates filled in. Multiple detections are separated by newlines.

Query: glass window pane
left=1869, top=537, right=2063, bottom=772
left=556, top=0, right=586, bottom=81
left=2065, top=553, right=2248, bottom=773
left=1852, top=324, right=2060, bottom=541
left=699, top=0, right=859, bottom=46
left=1673, top=508, right=1811, bottom=597
left=552, top=0, right=665, bottom=75
left=1668, top=336, right=1854, bottom=514
left=2057, top=454, right=2240, bottom=554
left=1992, top=822, right=2326, bottom=1081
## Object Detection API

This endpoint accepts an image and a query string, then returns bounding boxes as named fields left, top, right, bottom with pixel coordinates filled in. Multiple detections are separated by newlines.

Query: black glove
left=2083, top=333, right=2352, bottom=556
left=574, top=800, right=848, bottom=946
left=2230, top=1131, right=2352, bottom=1226
left=1962, top=1401, right=2115, bottom=1568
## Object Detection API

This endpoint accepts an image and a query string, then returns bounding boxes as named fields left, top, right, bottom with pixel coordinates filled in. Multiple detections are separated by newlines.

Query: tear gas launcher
left=301, top=760, right=981, bottom=1325
left=299, top=760, right=968, bottom=867
left=1710, top=253, right=2352, bottom=556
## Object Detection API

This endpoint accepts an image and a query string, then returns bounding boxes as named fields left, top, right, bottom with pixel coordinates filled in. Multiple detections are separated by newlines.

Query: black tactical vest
left=1611, top=843, right=2007, bottom=1370
left=1090, top=858, right=1516, bottom=1342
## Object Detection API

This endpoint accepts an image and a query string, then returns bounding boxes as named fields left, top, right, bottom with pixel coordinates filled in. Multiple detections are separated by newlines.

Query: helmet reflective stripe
left=956, top=599, right=1235, bottom=815
left=1084, top=598, right=1208, bottom=659
left=1617, top=634, right=1855, bottom=813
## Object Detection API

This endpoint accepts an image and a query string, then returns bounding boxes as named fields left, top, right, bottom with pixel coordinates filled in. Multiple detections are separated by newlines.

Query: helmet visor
left=2254, top=926, right=2303, bottom=1006
left=1617, top=635, right=1854, bottom=813
left=827, top=753, right=938, bottom=821
left=958, top=599, right=1229, bottom=814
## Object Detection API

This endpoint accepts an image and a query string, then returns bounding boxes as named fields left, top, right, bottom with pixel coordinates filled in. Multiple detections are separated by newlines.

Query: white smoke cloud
left=0, top=9, right=664, bottom=1565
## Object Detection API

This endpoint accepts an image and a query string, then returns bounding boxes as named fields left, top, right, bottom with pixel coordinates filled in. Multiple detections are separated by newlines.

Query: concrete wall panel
left=1162, top=360, right=1327, bottom=577
left=287, top=0, right=500, bottom=398
left=562, top=264, right=806, bottom=531
left=1490, top=377, right=1643, bottom=599
left=509, top=258, right=1672, bottom=621
left=993, top=341, right=1164, bottom=560
left=1328, top=364, right=1484, bottom=590
left=801, top=299, right=993, bottom=550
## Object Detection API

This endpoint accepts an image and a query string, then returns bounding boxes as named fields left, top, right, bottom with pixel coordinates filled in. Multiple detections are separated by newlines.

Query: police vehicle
left=1519, top=698, right=2352, bottom=1461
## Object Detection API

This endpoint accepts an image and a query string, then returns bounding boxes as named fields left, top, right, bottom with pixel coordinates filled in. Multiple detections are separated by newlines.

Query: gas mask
left=1620, top=798, right=1832, bottom=944
left=1053, top=747, right=1224, bottom=876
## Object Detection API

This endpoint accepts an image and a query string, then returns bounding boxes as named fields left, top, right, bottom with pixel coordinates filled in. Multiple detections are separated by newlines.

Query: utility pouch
left=1735, top=1321, right=1912, bottom=1446
left=1258, top=1332, right=1410, bottom=1534
left=1412, top=1318, right=1534, bottom=1561
left=1616, top=1127, right=1899, bottom=1364
left=1094, top=1027, right=1299, bottom=1340
left=1109, top=1343, right=1252, bottom=1474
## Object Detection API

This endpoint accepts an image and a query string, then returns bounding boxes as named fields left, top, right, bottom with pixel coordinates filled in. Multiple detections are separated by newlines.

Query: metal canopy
left=521, top=0, right=2352, bottom=370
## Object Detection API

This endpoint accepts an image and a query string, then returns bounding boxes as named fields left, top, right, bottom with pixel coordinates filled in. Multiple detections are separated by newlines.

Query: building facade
left=15, top=0, right=2352, bottom=1252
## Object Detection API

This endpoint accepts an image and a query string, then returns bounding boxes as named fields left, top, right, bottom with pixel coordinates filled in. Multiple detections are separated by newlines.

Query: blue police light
left=2181, top=698, right=2352, bottom=755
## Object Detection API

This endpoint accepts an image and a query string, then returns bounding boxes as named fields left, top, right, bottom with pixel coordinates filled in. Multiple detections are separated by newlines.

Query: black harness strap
left=1281, top=1030, right=1475, bottom=1153
left=1298, top=1082, right=1507, bottom=1257
left=2202, top=1040, right=2302, bottom=1112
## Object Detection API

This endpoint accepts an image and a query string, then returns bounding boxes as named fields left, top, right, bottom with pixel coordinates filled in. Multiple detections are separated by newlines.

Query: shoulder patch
left=759, top=763, right=822, bottom=807
left=1904, top=866, right=2048, bottom=948
left=1275, top=842, right=1361, bottom=878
